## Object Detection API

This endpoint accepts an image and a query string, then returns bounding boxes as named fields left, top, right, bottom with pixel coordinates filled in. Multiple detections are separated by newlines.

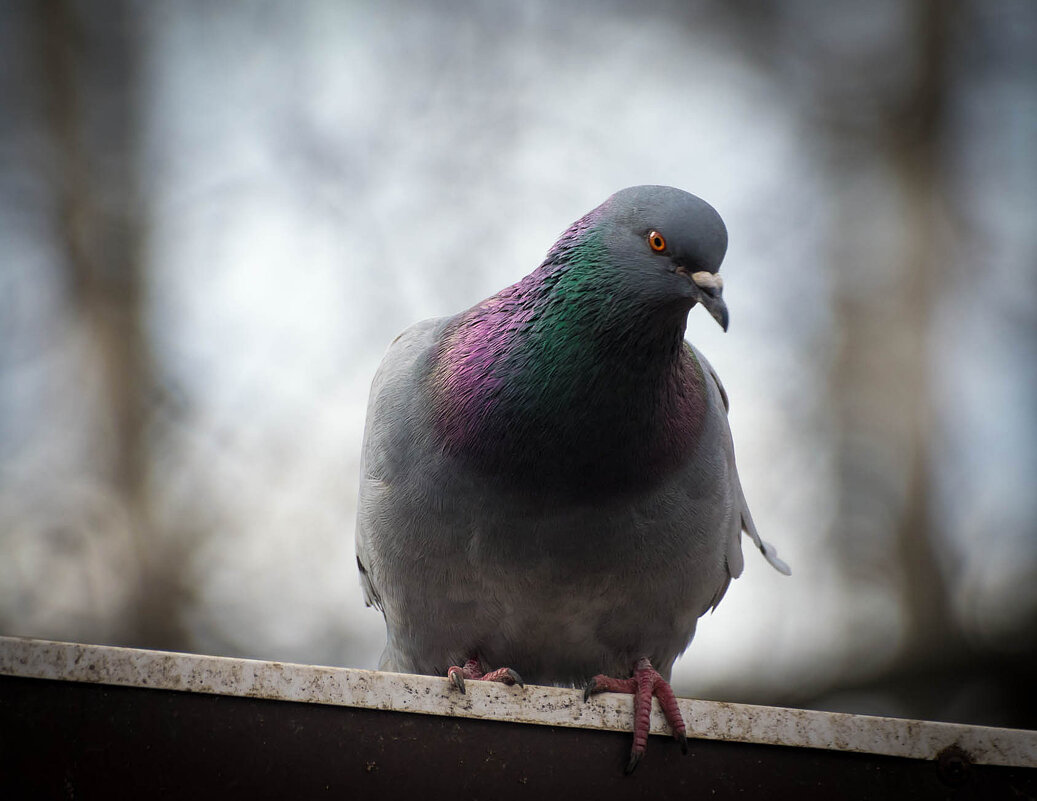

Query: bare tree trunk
left=828, top=0, right=960, bottom=671
left=889, top=0, right=961, bottom=663
left=38, top=0, right=191, bottom=649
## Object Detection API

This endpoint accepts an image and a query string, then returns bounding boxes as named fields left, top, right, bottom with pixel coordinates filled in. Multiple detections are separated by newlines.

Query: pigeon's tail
left=739, top=487, right=791, bottom=576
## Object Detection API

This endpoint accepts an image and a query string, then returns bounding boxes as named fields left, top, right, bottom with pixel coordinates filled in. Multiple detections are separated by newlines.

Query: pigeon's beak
left=691, top=271, right=729, bottom=332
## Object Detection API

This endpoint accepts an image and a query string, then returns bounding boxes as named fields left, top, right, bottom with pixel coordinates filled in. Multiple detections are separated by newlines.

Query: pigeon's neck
left=428, top=228, right=707, bottom=497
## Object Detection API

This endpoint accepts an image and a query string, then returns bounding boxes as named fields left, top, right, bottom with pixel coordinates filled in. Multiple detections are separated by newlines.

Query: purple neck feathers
left=426, top=215, right=707, bottom=497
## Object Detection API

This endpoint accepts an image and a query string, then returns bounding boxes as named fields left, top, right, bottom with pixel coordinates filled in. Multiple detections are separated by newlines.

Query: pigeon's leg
left=446, top=656, right=524, bottom=694
left=584, top=657, right=688, bottom=774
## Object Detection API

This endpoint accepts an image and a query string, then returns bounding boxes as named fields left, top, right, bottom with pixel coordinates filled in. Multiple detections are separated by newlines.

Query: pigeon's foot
left=446, top=657, right=524, bottom=694
left=584, top=657, right=687, bottom=774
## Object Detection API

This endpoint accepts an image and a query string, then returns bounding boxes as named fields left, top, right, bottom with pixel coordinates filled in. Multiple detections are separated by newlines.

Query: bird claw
left=583, top=658, right=688, bottom=774
left=584, top=673, right=636, bottom=701
left=447, top=665, right=467, bottom=694
left=503, top=667, right=525, bottom=688
left=446, top=658, right=523, bottom=693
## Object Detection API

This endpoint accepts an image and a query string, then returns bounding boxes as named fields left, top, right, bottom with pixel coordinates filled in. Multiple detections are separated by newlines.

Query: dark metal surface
left=1, top=675, right=1034, bottom=800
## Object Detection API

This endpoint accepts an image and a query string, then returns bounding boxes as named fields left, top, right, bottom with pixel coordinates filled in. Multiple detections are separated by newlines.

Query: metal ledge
left=2, top=636, right=1033, bottom=766
left=1, top=636, right=1035, bottom=798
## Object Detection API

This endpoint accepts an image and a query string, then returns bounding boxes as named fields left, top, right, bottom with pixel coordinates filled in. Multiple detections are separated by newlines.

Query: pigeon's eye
left=647, top=231, right=667, bottom=252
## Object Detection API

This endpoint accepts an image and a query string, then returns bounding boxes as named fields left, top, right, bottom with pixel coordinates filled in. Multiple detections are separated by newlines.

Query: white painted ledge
left=1, top=635, right=1034, bottom=769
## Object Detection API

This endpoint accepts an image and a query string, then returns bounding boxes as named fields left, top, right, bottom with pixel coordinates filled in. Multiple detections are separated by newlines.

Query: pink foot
left=584, top=657, right=688, bottom=773
left=446, top=657, right=524, bottom=694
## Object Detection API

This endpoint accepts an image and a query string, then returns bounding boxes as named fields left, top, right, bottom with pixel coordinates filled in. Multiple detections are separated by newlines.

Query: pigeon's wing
left=355, top=317, right=450, bottom=614
left=691, top=345, right=791, bottom=584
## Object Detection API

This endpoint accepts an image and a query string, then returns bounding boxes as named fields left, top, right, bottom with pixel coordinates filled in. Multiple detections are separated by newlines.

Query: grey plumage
left=355, top=185, right=789, bottom=688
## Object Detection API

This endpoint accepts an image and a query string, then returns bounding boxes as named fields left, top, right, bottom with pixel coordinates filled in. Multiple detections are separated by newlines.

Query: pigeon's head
left=591, top=185, right=730, bottom=331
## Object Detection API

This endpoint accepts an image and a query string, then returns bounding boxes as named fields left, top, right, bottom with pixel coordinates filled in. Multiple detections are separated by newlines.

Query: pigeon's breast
left=364, top=318, right=736, bottom=681
left=378, top=415, right=737, bottom=682
left=428, top=319, right=709, bottom=501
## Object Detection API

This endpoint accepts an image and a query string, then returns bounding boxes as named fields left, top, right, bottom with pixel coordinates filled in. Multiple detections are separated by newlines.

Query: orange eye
left=648, top=230, right=666, bottom=252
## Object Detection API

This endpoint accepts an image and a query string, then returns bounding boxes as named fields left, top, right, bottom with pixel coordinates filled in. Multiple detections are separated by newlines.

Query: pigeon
left=355, top=185, right=790, bottom=772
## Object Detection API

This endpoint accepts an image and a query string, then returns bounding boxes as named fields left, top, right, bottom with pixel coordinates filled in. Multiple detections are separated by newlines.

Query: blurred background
left=1, top=0, right=1035, bottom=729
